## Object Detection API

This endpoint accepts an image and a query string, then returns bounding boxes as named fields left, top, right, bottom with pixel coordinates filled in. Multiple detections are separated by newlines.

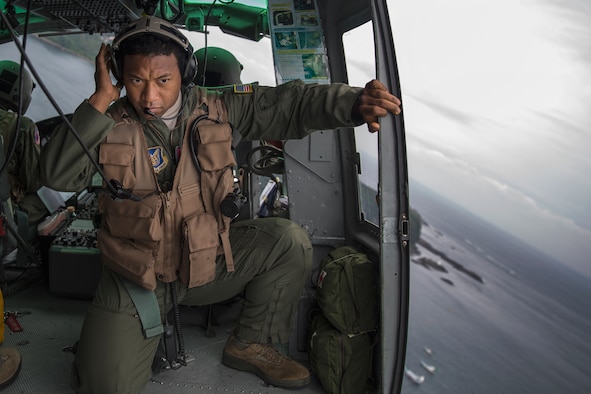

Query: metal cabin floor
left=2, top=271, right=325, bottom=394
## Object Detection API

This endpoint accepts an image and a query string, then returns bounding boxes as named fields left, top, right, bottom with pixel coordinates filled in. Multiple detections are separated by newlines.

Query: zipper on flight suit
left=160, top=192, right=175, bottom=280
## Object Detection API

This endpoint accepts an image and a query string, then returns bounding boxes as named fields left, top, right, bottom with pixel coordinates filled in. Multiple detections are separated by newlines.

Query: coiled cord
left=245, top=143, right=285, bottom=177
left=169, top=282, right=187, bottom=369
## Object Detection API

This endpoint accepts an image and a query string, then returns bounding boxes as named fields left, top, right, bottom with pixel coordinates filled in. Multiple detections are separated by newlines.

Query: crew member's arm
left=40, top=44, right=121, bottom=192
left=223, top=79, right=401, bottom=141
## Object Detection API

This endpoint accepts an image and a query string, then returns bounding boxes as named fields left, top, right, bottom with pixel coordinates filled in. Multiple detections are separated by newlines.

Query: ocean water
left=402, top=181, right=591, bottom=394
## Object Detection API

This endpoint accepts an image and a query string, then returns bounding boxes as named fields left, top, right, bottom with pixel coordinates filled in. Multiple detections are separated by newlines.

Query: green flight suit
left=0, top=109, right=48, bottom=227
left=40, top=80, right=363, bottom=393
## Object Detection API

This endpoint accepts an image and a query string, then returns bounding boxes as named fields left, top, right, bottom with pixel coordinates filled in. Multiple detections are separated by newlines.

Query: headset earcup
left=183, top=53, right=198, bottom=86
left=110, top=53, right=122, bottom=82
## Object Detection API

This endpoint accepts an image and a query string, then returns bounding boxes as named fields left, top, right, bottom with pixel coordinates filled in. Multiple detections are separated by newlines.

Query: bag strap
left=342, top=255, right=369, bottom=331
left=120, top=276, right=163, bottom=338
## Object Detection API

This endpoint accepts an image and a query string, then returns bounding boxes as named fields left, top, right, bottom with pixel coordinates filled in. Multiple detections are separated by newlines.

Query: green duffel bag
left=316, top=246, right=379, bottom=335
left=309, top=313, right=375, bottom=394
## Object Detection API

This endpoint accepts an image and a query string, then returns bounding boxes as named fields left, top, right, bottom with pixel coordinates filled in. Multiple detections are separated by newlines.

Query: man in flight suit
left=0, top=60, right=48, bottom=231
left=0, top=60, right=40, bottom=392
left=39, top=16, right=401, bottom=393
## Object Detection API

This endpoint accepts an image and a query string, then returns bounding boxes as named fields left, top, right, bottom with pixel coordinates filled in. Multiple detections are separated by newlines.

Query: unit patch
left=148, top=146, right=169, bottom=174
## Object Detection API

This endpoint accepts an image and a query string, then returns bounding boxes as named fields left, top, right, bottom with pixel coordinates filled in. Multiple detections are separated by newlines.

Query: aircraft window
left=343, top=21, right=379, bottom=225
left=3, top=35, right=99, bottom=121
left=186, top=26, right=276, bottom=87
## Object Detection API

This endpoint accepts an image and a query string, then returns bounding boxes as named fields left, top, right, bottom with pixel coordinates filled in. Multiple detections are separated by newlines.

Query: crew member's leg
left=181, top=217, right=313, bottom=388
left=72, top=268, right=166, bottom=394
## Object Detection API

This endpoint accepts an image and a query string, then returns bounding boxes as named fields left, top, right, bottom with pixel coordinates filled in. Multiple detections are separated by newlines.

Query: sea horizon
left=402, top=180, right=591, bottom=393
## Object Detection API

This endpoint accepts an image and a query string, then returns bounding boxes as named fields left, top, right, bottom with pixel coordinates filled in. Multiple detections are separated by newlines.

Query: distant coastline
left=415, top=237, right=485, bottom=284
left=404, top=179, right=591, bottom=394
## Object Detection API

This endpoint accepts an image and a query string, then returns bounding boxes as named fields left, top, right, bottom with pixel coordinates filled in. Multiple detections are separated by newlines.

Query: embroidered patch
left=33, top=125, right=40, bottom=145
left=317, top=270, right=327, bottom=289
left=233, top=83, right=253, bottom=94
left=148, top=146, right=168, bottom=174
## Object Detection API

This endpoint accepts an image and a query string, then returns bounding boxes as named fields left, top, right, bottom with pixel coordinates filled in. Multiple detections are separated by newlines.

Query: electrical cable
left=199, top=0, right=217, bottom=86
left=198, top=0, right=235, bottom=86
left=169, top=282, right=187, bottom=369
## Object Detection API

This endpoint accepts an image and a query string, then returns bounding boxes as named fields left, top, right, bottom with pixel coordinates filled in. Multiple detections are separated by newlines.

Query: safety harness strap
left=120, top=276, right=163, bottom=338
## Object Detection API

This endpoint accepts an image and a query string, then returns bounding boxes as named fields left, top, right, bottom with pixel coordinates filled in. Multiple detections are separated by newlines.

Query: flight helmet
left=0, top=60, right=35, bottom=114
left=193, top=47, right=243, bottom=87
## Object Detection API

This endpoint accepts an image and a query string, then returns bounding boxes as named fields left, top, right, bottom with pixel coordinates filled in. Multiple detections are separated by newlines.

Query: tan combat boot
left=0, top=347, right=22, bottom=390
left=222, top=335, right=310, bottom=388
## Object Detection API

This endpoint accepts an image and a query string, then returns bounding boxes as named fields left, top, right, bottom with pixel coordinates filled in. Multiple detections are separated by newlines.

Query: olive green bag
left=316, top=246, right=379, bottom=335
left=309, top=246, right=379, bottom=393
left=309, top=314, right=374, bottom=394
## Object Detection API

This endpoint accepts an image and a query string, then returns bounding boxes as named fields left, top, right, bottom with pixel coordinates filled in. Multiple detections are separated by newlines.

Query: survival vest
left=97, top=89, right=236, bottom=290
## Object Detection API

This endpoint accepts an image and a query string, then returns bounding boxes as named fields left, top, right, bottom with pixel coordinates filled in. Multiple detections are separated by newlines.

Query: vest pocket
left=98, top=233, right=158, bottom=290
left=99, top=142, right=136, bottom=189
left=195, top=123, right=235, bottom=171
left=183, top=213, right=219, bottom=287
left=99, top=194, right=163, bottom=241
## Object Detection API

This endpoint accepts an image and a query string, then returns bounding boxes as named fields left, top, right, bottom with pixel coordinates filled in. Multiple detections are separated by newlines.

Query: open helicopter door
left=272, top=0, right=409, bottom=391
left=339, top=1, right=410, bottom=391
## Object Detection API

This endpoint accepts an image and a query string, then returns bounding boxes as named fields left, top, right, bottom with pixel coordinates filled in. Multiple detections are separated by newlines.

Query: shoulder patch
left=148, top=146, right=169, bottom=174
left=34, top=125, right=40, bottom=145
left=233, top=83, right=253, bottom=94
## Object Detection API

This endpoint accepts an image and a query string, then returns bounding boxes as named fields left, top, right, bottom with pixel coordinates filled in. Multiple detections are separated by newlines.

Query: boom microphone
left=144, top=108, right=158, bottom=117
left=143, top=108, right=183, bottom=121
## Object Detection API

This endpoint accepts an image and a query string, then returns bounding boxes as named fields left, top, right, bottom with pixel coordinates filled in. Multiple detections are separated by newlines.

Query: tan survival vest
left=96, top=89, right=236, bottom=290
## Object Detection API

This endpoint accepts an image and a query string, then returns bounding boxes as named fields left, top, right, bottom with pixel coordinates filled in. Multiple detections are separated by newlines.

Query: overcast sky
left=387, top=0, right=591, bottom=278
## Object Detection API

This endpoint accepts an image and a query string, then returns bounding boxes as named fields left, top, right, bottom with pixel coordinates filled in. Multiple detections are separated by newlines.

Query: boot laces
left=252, top=343, right=287, bottom=364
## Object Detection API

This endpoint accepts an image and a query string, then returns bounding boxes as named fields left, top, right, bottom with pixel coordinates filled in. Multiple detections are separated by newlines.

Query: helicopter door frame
left=371, top=0, right=410, bottom=392
left=330, top=1, right=411, bottom=391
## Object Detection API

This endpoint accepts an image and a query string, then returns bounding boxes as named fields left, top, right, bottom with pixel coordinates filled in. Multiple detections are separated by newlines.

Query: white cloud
left=388, top=0, right=591, bottom=277
left=408, top=142, right=591, bottom=279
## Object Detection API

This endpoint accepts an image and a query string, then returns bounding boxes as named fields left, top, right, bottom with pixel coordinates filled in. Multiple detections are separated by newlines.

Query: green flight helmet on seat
left=193, top=47, right=243, bottom=87
left=0, top=60, right=35, bottom=114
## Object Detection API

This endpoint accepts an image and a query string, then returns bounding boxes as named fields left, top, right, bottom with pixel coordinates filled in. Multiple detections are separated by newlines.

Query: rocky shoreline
left=413, top=237, right=485, bottom=285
